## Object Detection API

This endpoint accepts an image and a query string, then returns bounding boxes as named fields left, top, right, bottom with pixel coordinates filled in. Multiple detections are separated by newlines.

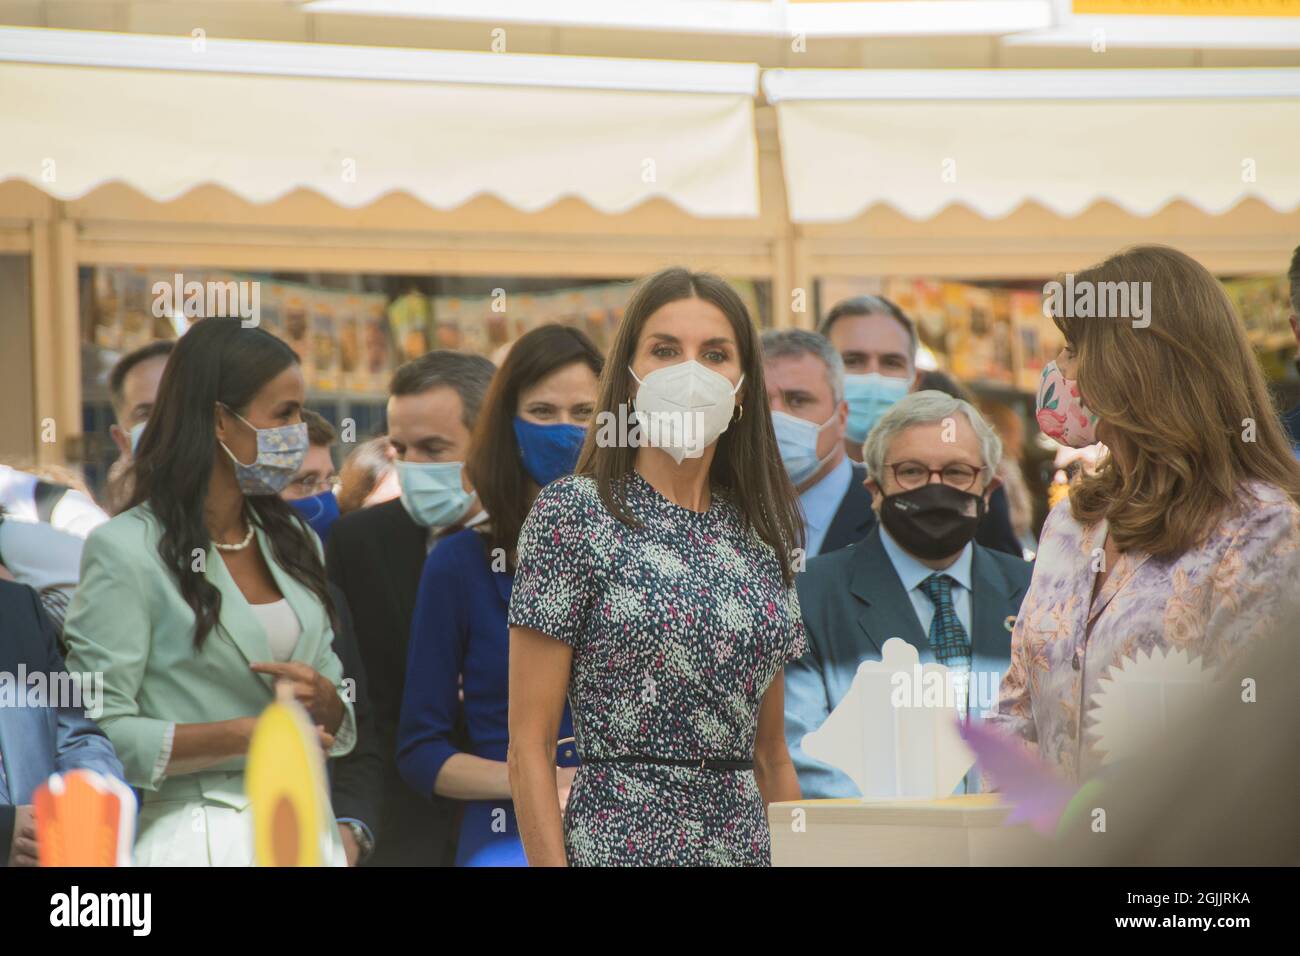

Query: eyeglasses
left=885, top=460, right=985, bottom=492
left=288, top=475, right=337, bottom=497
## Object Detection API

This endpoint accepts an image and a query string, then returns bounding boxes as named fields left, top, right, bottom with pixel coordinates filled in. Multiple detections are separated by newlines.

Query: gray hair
left=760, top=328, right=845, bottom=403
left=863, top=390, right=1002, bottom=485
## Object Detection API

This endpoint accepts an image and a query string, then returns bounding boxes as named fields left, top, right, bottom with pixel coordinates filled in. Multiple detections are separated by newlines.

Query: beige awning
left=765, top=68, right=1300, bottom=223
left=0, top=28, right=760, bottom=218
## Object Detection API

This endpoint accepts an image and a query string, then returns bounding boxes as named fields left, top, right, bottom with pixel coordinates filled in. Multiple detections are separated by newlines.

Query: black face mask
left=879, top=483, right=984, bottom=561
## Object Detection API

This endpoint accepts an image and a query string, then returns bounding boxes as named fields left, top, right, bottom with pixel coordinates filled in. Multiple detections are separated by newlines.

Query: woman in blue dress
left=398, top=324, right=602, bottom=866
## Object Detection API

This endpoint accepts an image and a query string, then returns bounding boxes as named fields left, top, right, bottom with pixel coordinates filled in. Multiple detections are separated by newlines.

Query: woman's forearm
left=434, top=753, right=513, bottom=801
left=755, top=748, right=801, bottom=808
left=166, top=718, right=255, bottom=775
left=508, top=743, right=568, bottom=866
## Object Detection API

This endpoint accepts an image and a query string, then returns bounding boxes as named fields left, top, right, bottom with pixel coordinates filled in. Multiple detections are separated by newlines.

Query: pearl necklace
left=213, top=521, right=255, bottom=552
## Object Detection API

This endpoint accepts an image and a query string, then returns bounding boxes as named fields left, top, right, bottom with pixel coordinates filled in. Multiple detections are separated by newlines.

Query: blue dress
left=398, top=527, right=578, bottom=867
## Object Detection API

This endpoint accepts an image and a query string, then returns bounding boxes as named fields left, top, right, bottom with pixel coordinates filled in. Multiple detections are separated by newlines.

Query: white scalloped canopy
left=773, top=97, right=1300, bottom=223
left=0, top=61, right=760, bottom=219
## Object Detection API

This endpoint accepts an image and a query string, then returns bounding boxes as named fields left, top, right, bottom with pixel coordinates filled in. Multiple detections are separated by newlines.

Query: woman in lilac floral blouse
left=992, top=245, right=1300, bottom=782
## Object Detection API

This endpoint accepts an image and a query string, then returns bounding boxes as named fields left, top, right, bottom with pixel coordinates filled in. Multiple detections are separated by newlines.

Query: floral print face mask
left=218, top=405, right=309, bottom=496
left=1036, top=360, right=1099, bottom=448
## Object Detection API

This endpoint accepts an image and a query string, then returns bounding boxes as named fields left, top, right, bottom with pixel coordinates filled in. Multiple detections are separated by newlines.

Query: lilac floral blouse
left=990, top=480, right=1300, bottom=781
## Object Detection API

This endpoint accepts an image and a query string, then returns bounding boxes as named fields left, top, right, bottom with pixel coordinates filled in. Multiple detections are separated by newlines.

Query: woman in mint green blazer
left=63, top=319, right=356, bottom=866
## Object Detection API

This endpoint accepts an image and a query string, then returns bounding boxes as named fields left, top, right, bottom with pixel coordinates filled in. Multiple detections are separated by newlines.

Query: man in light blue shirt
left=785, top=391, right=1033, bottom=798
left=877, top=522, right=974, bottom=665
left=762, top=329, right=875, bottom=558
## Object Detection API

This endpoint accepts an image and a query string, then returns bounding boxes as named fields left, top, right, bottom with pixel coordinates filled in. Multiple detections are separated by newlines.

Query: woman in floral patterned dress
left=506, top=267, right=806, bottom=866
left=991, top=245, right=1300, bottom=781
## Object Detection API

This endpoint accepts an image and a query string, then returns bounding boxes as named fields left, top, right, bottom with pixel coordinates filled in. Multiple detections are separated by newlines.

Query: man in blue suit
left=786, top=391, right=1033, bottom=798
left=0, top=576, right=125, bottom=866
left=761, top=328, right=875, bottom=559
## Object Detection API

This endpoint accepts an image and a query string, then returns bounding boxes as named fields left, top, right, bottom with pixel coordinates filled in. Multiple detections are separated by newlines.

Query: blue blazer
left=398, top=528, right=577, bottom=867
left=0, top=580, right=125, bottom=862
left=819, top=464, right=876, bottom=556
left=785, top=528, right=1032, bottom=798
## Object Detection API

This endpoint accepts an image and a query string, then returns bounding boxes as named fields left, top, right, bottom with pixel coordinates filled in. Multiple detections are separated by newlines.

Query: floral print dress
left=508, top=471, right=806, bottom=866
left=990, top=480, right=1300, bottom=781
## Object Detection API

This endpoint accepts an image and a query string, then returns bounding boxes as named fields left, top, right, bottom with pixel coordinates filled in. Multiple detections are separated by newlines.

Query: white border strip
left=0, top=26, right=759, bottom=95
left=762, top=67, right=1300, bottom=101
left=306, top=0, right=1053, bottom=39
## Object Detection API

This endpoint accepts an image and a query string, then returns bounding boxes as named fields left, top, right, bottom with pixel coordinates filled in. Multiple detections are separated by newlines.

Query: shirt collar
left=879, top=524, right=974, bottom=594
left=798, top=455, right=853, bottom=532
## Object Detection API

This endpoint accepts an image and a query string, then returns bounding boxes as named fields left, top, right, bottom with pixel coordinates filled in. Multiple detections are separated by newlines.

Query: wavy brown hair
left=1054, top=245, right=1300, bottom=557
left=127, top=319, right=336, bottom=648
left=574, top=267, right=804, bottom=586
left=466, top=323, right=604, bottom=569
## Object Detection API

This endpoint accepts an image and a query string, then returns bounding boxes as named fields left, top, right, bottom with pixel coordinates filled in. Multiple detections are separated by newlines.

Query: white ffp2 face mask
left=629, top=360, right=744, bottom=464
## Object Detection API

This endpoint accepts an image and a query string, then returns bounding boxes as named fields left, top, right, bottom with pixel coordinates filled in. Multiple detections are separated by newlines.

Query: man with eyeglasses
left=282, top=410, right=342, bottom=545
left=784, top=390, right=1033, bottom=798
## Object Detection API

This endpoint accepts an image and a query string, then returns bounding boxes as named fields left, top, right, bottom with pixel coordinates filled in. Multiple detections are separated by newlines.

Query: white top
left=248, top=598, right=302, bottom=663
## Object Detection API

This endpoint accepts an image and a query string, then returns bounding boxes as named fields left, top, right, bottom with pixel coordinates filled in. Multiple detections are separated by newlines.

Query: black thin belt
left=582, top=755, right=754, bottom=772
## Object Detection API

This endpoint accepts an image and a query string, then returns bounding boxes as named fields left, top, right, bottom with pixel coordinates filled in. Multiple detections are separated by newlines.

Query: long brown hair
left=1054, top=244, right=1300, bottom=557
left=574, top=267, right=804, bottom=586
left=465, top=323, right=604, bottom=568
left=127, top=319, right=336, bottom=648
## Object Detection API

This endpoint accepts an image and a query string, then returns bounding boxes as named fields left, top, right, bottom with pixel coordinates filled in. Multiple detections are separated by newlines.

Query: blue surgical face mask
left=128, top=420, right=147, bottom=455
left=218, top=406, right=309, bottom=497
left=772, top=409, right=838, bottom=487
left=396, top=459, right=475, bottom=529
left=290, top=489, right=340, bottom=545
left=513, top=417, right=585, bottom=487
left=843, top=373, right=910, bottom=445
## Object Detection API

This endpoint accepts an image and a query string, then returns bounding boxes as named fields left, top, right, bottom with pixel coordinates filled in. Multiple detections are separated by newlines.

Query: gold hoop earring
left=733, top=403, right=743, bottom=422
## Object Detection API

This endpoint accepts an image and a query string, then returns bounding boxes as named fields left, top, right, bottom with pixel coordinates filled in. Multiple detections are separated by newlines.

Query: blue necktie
left=918, top=573, right=972, bottom=675
left=919, top=573, right=975, bottom=791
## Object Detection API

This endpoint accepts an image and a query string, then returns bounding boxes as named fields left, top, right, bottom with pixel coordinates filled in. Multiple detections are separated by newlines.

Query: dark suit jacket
left=0, top=580, right=125, bottom=863
left=785, top=527, right=1033, bottom=798
left=819, top=464, right=876, bottom=556
left=835, top=474, right=1022, bottom=559
left=325, top=583, right=382, bottom=855
left=325, top=500, right=456, bottom=866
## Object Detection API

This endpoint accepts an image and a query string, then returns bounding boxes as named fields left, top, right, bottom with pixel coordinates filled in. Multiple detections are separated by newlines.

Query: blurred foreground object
left=1036, top=598, right=1300, bottom=865
left=246, top=693, right=333, bottom=867
left=33, top=769, right=137, bottom=867
left=800, top=638, right=975, bottom=800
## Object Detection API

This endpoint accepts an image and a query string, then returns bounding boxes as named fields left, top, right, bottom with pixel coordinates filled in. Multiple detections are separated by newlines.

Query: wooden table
left=768, top=794, right=1044, bottom=866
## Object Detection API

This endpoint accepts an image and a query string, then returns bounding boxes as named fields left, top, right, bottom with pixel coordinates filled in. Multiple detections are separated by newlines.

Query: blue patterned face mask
left=218, top=405, right=309, bottom=497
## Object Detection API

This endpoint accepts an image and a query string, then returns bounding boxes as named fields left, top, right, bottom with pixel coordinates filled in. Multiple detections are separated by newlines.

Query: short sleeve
left=782, top=584, right=808, bottom=665
left=508, top=477, right=603, bottom=649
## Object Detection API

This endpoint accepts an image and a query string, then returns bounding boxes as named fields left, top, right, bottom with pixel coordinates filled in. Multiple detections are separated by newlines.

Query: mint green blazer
left=62, top=504, right=356, bottom=796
